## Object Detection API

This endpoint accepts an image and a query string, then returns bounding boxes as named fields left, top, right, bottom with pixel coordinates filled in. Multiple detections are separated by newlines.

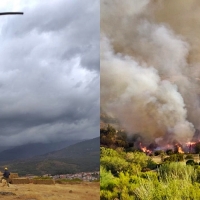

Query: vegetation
left=163, top=153, right=184, bottom=162
left=185, top=154, right=194, bottom=160
left=55, top=178, right=83, bottom=184
left=194, top=142, right=200, bottom=153
left=100, top=126, right=200, bottom=200
left=165, top=149, right=173, bottom=155
left=100, top=147, right=200, bottom=200
left=0, top=137, right=100, bottom=176
left=100, top=125, right=128, bottom=148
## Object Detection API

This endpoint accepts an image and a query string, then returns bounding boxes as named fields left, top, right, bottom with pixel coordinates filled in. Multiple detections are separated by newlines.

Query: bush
left=125, top=152, right=149, bottom=168
left=101, top=155, right=129, bottom=175
left=154, top=150, right=164, bottom=156
left=185, top=154, right=194, bottom=160
left=163, top=154, right=184, bottom=162
left=134, top=178, right=200, bottom=199
left=100, top=147, right=200, bottom=199
left=146, top=158, right=157, bottom=170
left=195, top=166, right=200, bottom=183
left=166, top=149, right=174, bottom=155
left=100, top=166, right=119, bottom=200
left=194, top=142, right=200, bottom=153
left=158, top=162, right=196, bottom=182
left=55, top=178, right=82, bottom=184
left=186, top=159, right=195, bottom=166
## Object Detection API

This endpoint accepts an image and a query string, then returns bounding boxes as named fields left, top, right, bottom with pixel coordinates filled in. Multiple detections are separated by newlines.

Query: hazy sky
left=0, top=0, right=99, bottom=146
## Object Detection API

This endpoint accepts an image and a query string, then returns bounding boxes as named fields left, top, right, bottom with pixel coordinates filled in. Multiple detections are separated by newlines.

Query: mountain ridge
left=0, top=139, right=82, bottom=162
left=0, top=137, right=100, bottom=176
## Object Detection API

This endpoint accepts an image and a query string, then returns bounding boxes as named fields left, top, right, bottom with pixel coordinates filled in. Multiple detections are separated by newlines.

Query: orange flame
left=140, top=143, right=152, bottom=154
left=186, top=142, right=196, bottom=146
left=177, top=146, right=184, bottom=154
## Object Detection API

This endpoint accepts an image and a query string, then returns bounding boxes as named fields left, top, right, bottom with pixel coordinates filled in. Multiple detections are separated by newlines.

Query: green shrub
left=101, top=155, right=129, bottom=175
left=100, top=166, right=119, bottom=200
left=164, top=154, right=184, bottom=162
left=166, top=149, right=174, bottom=155
left=100, top=147, right=119, bottom=158
left=55, top=178, right=82, bottom=184
left=185, top=154, right=194, bottom=160
left=194, top=166, right=200, bottom=183
left=154, top=150, right=164, bottom=156
left=100, top=147, right=200, bottom=199
left=125, top=152, right=149, bottom=168
left=146, top=158, right=157, bottom=170
left=158, top=162, right=196, bottom=182
left=186, top=159, right=195, bottom=166
left=134, top=179, right=200, bottom=200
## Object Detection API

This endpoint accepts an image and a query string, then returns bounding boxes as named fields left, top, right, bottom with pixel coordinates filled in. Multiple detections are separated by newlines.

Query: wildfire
left=177, top=146, right=184, bottom=154
left=138, top=141, right=200, bottom=154
left=140, top=143, right=152, bottom=154
left=185, top=141, right=200, bottom=153
left=186, top=142, right=196, bottom=146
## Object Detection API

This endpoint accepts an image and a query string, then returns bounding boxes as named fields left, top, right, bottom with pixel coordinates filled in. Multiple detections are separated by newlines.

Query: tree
left=166, top=149, right=174, bottom=155
left=186, top=159, right=195, bottom=166
left=194, top=142, right=200, bottom=154
left=185, top=154, right=194, bottom=160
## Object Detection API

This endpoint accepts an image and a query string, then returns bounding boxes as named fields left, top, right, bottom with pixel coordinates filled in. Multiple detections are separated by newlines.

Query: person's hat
left=4, top=167, right=8, bottom=170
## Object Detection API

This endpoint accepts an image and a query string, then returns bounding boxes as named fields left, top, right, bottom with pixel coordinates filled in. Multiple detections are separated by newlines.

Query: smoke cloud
left=101, top=0, right=200, bottom=144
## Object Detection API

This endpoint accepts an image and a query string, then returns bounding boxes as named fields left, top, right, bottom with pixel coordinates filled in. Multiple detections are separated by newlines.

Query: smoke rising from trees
left=101, top=0, right=200, bottom=144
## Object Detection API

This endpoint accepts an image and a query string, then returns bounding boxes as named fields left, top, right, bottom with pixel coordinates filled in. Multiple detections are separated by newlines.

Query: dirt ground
left=0, top=182, right=100, bottom=200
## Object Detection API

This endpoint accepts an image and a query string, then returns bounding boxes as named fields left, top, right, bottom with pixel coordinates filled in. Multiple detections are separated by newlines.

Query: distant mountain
left=1, top=137, right=100, bottom=176
left=0, top=140, right=81, bottom=162
left=43, top=136, right=100, bottom=159
left=0, top=146, right=15, bottom=153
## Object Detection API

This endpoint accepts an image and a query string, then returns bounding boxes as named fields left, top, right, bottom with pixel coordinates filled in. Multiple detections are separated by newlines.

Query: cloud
left=0, top=0, right=99, bottom=146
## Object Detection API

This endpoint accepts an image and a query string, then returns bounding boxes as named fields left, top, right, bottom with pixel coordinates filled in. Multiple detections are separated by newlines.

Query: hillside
left=1, top=137, right=100, bottom=176
left=0, top=140, right=81, bottom=162
left=43, top=136, right=100, bottom=159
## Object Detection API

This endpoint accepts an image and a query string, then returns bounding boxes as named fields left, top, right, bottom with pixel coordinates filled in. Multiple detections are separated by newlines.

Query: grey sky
left=0, top=0, right=99, bottom=146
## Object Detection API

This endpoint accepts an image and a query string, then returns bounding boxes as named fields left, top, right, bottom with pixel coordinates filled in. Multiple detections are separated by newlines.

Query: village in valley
left=26, top=171, right=100, bottom=182
left=51, top=171, right=99, bottom=181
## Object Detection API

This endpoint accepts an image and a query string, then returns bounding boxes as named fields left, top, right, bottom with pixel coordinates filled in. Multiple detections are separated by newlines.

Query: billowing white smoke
left=101, top=0, right=199, bottom=144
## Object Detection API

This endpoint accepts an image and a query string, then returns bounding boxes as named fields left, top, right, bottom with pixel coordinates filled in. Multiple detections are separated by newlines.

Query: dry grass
left=151, top=156, right=162, bottom=163
left=0, top=182, right=100, bottom=200
left=152, top=154, right=200, bottom=164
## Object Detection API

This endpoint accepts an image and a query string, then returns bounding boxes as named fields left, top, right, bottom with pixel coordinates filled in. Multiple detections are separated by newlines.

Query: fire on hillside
left=100, top=0, right=200, bottom=158
left=139, top=140, right=200, bottom=155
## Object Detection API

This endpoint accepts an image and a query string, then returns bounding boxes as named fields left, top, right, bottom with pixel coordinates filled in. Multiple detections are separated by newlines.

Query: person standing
left=3, top=167, right=10, bottom=187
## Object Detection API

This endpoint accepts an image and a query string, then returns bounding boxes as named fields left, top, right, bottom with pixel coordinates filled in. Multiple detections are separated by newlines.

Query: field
left=0, top=182, right=100, bottom=200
